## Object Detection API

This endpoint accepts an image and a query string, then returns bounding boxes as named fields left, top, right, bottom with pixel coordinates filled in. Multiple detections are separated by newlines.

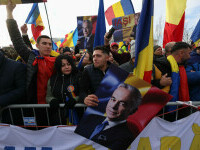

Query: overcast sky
left=0, top=0, right=199, bottom=47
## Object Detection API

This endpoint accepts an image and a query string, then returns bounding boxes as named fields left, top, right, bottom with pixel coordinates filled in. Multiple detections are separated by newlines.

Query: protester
left=104, top=32, right=131, bottom=65
left=0, top=50, right=26, bottom=124
left=165, top=42, right=191, bottom=121
left=0, top=50, right=26, bottom=106
left=75, top=83, right=142, bottom=150
left=186, top=42, right=200, bottom=101
left=46, top=54, right=81, bottom=125
left=6, top=2, right=55, bottom=104
left=109, top=52, right=119, bottom=66
left=62, top=47, right=73, bottom=57
left=119, top=40, right=136, bottom=73
left=77, top=51, right=93, bottom=71
left=164, top=42, right=176, bottom=57
left=79, top=46, right=114, bottom=106
left=152, top=44, right=172, bottom=93
left=153, top=45, right=163, bottom=56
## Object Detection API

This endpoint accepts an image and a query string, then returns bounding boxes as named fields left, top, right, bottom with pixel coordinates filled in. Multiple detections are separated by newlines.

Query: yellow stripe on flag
left=166, top=0, right=187, bottom=25
left=63, top=31, right=74, bottom=47
left=36, top=15, right=44, bottom=27
left=113, top=2, right=125, bottom=17
left=167, top=55, right=179, bottom=73
left=134, top=17, right=154, bottom=80
left=194, top=39, right=200, bottom=47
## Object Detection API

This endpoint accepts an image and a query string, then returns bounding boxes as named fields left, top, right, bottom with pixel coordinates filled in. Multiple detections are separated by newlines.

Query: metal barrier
left=0, top=103, right=87, bottom=130
left=0, top=102, right=199, bottom=129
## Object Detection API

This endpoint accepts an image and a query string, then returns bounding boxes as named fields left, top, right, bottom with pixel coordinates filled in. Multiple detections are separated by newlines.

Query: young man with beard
left=79, top=46, right=114, bottom=106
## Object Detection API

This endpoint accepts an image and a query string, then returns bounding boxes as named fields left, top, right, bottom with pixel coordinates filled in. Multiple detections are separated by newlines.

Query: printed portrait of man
left=75, top=83, right=142, bottom=150
left=79, top=20, right=95, bottom=53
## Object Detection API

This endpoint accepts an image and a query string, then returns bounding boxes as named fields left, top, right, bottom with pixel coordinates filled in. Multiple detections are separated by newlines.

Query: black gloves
left=64, top=97, right=77, bottom=109
left=49, top=99, right=60, bottom=110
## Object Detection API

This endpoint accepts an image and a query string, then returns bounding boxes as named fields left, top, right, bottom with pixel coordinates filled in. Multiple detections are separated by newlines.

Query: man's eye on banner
left=75, top=65, right=172, bottom=150
left=0, top=0, right=47, bottom=5
left=112, top=13, right=140, bottom=42
left=77, top=16, right=97, bottom=53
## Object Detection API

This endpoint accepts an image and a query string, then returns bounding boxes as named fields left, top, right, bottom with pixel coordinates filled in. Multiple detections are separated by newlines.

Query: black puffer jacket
left=48, top=73, right=80, bottom=103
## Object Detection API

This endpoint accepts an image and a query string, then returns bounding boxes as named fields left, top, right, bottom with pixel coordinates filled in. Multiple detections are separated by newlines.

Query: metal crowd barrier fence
left=0, top=102, right=200, bottom=130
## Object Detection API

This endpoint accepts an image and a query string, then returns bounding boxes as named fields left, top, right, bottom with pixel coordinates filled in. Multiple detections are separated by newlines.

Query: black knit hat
left=63, top=47, right=71, bottom=53
left=153, top=45, right=161, bottom=52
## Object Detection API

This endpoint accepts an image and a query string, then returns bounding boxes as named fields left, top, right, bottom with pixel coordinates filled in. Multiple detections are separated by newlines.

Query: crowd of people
left=1, top=2, right=200, bottom=127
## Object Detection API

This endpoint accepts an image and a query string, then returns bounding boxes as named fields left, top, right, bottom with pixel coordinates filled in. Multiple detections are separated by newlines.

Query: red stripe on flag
left=143, top=70, right=152, bottom=83
left=163, top=12, right=185, bottom=48
left=127, top=86, right=172, bottom=134
left=31, top=24, right=44, bottom=42
left=105, top=6, right=115, bottom=26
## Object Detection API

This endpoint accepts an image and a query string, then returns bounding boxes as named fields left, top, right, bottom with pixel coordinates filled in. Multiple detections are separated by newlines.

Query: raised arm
left=6, top=1, right=31, bottom=63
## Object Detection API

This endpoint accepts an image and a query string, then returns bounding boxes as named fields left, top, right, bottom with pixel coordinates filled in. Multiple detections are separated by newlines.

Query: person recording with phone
left=104, top=27, right=131, bottom=65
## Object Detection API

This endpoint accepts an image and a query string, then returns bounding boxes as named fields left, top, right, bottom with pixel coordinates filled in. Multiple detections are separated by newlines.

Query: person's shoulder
left=84, top=64, right=94, bottom=70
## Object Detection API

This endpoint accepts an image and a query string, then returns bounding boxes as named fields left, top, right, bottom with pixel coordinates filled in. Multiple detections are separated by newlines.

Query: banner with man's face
left=77, top=16, right=97, bottom=52
left=112, top=13, right=140, bottom=42
left=0, top=0, right=47, bottom=5
left=75, top=65, right=172, bottom=150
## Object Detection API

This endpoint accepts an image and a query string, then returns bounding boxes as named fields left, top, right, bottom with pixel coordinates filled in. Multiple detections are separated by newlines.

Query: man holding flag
left=6, top=1, right=55, bottom=104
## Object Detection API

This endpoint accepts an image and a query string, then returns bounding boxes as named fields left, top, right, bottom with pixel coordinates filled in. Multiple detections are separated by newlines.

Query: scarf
left=33, top=56, right=56, bottom=104
left=167, top=55, right=190, bottom=103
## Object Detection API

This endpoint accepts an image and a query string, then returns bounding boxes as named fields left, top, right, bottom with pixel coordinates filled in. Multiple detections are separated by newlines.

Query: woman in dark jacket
left=46, top=54, right=81, bottom=125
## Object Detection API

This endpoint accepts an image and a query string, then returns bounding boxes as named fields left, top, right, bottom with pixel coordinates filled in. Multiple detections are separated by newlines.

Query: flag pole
left=43, top=2, right=53, bottom=41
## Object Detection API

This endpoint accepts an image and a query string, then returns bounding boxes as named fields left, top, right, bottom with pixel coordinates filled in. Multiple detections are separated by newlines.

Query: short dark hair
left=36, top=35, right=51, bottom=44
left=171, top=42, right=191, bottom=53
left=93, top=46, right=110, bottom=55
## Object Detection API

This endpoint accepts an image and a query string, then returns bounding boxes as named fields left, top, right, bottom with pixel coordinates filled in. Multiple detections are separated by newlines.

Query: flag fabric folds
left=60, top=28, right=78, bottom=48
left=0, top=0, right=47, bottom=5
left=105, top=0, right=135, bottom=26
left=133, top=0, right=154, bottom=83
left=25, top=3, right=45, bottom=42
left=163, top=0, right=187, bottom=48
left=166, top=55, right=189, bottom=111
left=52, top=41, right=58, bottom=51
left=93, top=0, right=106, bottom=48
left=191, top=19, right=200, bottom=47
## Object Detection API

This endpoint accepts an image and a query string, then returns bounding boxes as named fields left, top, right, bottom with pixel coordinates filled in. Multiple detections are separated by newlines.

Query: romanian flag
left=167, top=55, right=189, bottom=111
left=191, top=19, right=200, bottom=47
left=105, top=0, right=135, bottom=26
left=163, top=0, right=187, bottom=48
left=0, top=0, right=46, bottom=5
left=133, top=0, right=154, bottom=83
left=25, top=3, right=45, bottom=42
left=56, top=39, right=64, bottom=48
left=60, top=28, right=78, bottom=48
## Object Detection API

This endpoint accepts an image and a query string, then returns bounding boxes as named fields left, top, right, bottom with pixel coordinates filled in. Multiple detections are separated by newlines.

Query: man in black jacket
left=79, top=46, right=113, bottom=106
left=6, top=2, right=55, bottom=104
left=0, top=51, right=26, bottom=106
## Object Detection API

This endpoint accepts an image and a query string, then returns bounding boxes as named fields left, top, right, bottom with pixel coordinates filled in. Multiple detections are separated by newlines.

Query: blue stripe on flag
left=120, top=0, right=135, bottom=15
